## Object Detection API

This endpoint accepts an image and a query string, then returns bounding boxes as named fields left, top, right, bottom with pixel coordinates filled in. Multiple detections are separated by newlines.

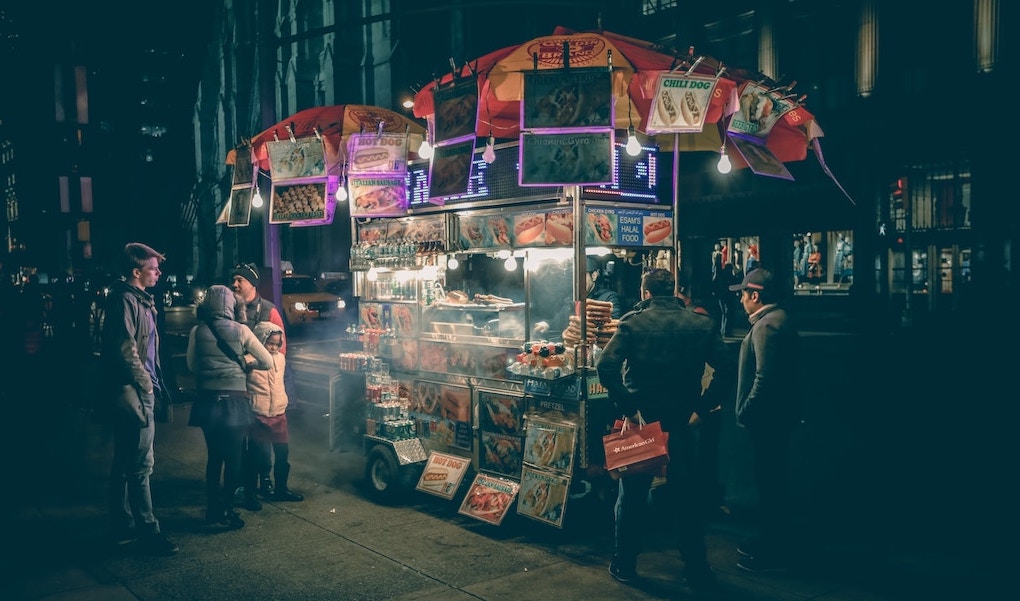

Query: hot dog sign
left=346, top=132, right=410, bottom=176
left=645, top=73, right=718, bottom=135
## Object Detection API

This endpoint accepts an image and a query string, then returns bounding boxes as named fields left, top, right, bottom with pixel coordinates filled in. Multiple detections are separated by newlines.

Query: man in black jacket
left=596, top=268, right=735, bottom=590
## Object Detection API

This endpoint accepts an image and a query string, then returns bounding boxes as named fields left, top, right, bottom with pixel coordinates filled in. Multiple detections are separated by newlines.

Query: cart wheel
left=365, top=445, right=406, bottom=502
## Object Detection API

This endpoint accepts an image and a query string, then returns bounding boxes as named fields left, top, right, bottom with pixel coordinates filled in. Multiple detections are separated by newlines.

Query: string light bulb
left=717, top=144, right=732, bottom=174
left=503, top=256, right=517, bottom=271
left=482, top=135, right=496, bottom=163
left=625, top=125, right=641, bottom=156
left=335, top=181, right=348, bottom=202
left=251, top=185, right=264, bottom=208
left=447, top=256, right=459, bottom=270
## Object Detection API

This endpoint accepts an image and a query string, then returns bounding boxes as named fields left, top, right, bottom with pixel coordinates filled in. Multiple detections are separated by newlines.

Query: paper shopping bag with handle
left=603, top=417, right=669, bottom=479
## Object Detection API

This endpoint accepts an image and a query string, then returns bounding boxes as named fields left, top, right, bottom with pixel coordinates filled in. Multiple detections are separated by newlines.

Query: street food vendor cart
left=333, top=139, right=675, bottom=528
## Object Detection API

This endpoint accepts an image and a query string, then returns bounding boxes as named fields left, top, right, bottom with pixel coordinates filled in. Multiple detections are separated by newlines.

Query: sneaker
left=737, top=554, right=789, bottom=574
left=608, top=558, right=636, bottom=584
left=272, top=489, right=304, bottom=502
left=137, top=532, right=179, bottom=556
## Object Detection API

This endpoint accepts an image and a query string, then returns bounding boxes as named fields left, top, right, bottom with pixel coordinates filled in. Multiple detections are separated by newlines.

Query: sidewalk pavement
left=5, top=377, right=1005, bottom=601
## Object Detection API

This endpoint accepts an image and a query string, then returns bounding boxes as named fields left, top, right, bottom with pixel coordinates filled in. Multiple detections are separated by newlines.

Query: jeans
left=109, top=390, right=160, bottom=534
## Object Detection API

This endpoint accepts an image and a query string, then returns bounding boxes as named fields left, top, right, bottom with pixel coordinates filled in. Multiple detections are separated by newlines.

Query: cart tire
left=365, top=445, right=411, bottom=502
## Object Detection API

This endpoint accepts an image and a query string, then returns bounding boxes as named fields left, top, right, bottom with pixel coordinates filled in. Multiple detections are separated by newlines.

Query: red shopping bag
left=603, top=417, right=669, bottom=479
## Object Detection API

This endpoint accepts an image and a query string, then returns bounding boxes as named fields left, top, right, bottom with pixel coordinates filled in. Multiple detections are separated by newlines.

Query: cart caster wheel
left=365, top=445, right=416, bottom=503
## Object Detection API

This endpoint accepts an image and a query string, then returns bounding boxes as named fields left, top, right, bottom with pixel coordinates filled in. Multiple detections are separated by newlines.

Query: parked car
left=280, top=273, right=346, bottom=324
left=162, top=278, right=207, bottom=307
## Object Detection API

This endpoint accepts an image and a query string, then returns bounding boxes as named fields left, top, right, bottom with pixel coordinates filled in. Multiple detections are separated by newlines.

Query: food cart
left=331, top=140, right=676, bottom=527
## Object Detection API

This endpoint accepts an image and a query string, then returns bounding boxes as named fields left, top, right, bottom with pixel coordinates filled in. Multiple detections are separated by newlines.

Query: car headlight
left=294, top=301, right=308, bottom=311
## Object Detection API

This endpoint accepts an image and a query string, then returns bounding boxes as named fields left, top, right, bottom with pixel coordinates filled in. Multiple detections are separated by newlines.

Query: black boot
left=272, top=464, right=303, bottom=502
left=242, top=490, right=262, bottom=511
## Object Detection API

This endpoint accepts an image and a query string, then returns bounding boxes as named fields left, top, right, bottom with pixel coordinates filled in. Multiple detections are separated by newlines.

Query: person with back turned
left=100, top=242, right=178, bottom=555
left=729, top=267, right=802, bottom=573
left=596, top=268, right=736, bottom=591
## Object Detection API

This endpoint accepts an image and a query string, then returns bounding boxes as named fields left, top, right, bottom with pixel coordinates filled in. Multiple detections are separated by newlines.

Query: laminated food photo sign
left=415, top=452, right=470, bottom=500
left=645, top=73, right=717, bottom=134
left=348, top=176, right=409, bottom=218
left=269, top=181, right=328, bottom=224
left=517, top=466, right=570, bottom=528
left=346, top=132, right=410, bottom=176
left=522, top=68, right=613, bottom=130
left=432, top=79, right=479, bottom=143
left=458, top=473, right=519, bottom=526
left=523, top=417, right=577, bottom=475
left=519, top=131, right=614, bottom=186
left=266, top=138, right=327, bottom=180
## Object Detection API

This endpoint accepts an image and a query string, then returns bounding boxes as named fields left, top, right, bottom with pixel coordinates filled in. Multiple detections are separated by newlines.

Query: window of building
left=642, top=0, right=677, bottom=16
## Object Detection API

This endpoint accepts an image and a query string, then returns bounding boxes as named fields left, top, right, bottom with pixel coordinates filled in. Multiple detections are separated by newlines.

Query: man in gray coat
left=730, top=267, right=802, bottom=573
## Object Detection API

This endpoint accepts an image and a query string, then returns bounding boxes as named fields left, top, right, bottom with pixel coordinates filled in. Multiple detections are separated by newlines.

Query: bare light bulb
left=625, top=126, right=641, bottom=156
left=482, top=135, right=496, bottom=163
left=503, top=256, right=517, bottom=271
left=418, top=138, right=433, bottom=159
left=366, top=267, right=379, bottom=282
left=335, top=183, right=348, bottom=202
left=251, top=187, right=264, bottom=208
left=447, top=256, right=459, bottom=270
left=717, top=147, right=732, bottom=174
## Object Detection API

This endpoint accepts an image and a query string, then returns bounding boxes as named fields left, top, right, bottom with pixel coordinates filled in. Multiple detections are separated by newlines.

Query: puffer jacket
left=596, top=296, right=736, bottom=434
left=246, top=321, right=288, bottom=417
left=186, top=284, right=273, bottom=392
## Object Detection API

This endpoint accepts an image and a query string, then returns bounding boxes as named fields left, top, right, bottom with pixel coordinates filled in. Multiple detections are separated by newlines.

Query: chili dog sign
left=646, top=73, right=718, bottom=134
left=585, top=207, right=673, bottom=247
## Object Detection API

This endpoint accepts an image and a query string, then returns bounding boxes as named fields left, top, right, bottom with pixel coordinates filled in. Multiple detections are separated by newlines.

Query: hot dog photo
left=544, top=210, right=573, bottom=245
left=346, top=133, right=409, bottom=175
left=647, top=73, right=717, bottom=134
left=513, top=213, right=546, bottom=246
left=643, top=217, right=673, bottom=245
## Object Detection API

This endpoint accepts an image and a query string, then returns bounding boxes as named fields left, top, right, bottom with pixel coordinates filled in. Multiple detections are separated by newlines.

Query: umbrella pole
left=672, top=132, right=680, bottom=284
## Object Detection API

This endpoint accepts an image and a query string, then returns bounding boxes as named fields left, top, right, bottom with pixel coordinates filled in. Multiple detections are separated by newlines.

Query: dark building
left=0, top=2, right=211, bottom=283
left=2, top=1, right=1012, bottom=328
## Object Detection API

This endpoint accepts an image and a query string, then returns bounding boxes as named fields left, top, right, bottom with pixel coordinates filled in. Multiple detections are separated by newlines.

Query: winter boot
left=272, top=464, right=304, bottom=502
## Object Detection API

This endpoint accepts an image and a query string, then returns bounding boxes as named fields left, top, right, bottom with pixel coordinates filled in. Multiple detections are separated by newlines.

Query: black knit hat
left=232, top=262, right=259, bottom=287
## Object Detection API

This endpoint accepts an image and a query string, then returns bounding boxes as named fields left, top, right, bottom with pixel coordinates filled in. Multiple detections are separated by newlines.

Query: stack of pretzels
left=561, top=299, right=619, bottom=347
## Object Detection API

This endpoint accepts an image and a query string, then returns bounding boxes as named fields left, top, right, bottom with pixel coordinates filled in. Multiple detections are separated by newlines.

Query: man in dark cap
left=230, top=262, right=303, bottom=502
left=729, top=267, right=801, bottom=573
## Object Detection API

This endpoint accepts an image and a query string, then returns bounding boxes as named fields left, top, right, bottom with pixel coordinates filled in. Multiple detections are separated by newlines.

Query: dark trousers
left=747, top=426, right=794, bottom=556
left=244, top=438, right=291, bottom=491
left=201, top=423, right=246, bottom=516
left=613, top=427, right=708, bottom=570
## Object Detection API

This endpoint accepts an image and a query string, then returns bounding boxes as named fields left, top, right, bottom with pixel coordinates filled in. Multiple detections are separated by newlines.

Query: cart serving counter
left=333, top=141, right=676, bottom=527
